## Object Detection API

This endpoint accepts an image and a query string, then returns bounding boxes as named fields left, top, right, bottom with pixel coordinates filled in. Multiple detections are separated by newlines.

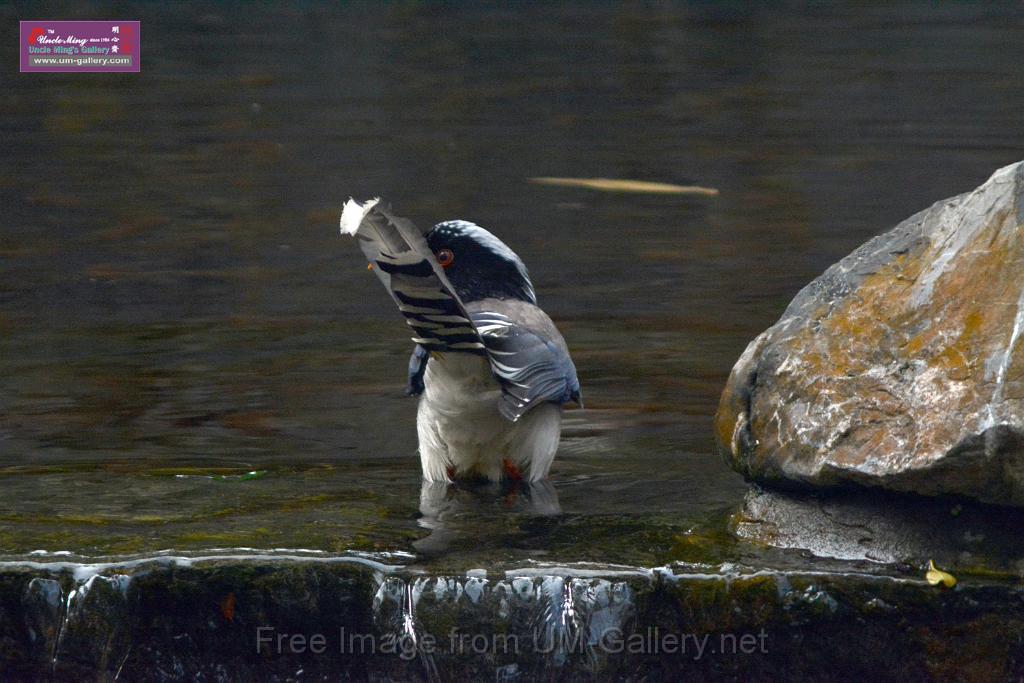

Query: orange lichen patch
left=880, top=245, right=1001, bottom=389
left=930, top=344, right=971, bottom=381
left=961, top=310, right=984, bottom=337
left=902, top=331, right=929, bottom=356
left=809, top=249, right=996, bottom=389
left=814, top=258, right=918, bottom=362
left=902, top=310, right=984, bottom=380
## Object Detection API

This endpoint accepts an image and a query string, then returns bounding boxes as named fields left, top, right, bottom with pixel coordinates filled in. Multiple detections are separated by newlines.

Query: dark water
left=2, top=2, right=1023, bottom=568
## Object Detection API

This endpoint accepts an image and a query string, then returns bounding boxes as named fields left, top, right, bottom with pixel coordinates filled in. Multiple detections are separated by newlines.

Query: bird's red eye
left=436, top=248, right=454, bottom=267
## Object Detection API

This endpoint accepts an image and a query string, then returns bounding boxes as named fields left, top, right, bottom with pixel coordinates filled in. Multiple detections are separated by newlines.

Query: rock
left=20, top=578, right=63, bottom=672
left=716, top=161, right=1024, bottom=505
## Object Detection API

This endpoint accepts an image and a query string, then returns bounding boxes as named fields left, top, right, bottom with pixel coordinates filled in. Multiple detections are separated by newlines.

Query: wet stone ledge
left=0, top=556, right=1022, bottom=681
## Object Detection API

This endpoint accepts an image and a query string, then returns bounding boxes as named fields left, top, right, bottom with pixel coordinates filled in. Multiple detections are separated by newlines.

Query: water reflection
left=415, top=479, right=561, bottom=556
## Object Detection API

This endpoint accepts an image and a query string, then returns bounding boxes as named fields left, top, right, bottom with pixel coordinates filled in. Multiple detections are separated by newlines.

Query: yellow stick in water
left=529, top=177, right=719, bottom=196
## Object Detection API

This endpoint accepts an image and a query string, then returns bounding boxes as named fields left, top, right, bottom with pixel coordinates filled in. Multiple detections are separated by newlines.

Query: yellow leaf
left=926, top=560, right=956, bottom=588
left=529, top=177, right=719, bottom=196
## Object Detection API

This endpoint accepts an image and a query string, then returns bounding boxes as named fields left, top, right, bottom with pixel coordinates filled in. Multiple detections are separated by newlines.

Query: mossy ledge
left=0, top=556, right=1021, bottom=681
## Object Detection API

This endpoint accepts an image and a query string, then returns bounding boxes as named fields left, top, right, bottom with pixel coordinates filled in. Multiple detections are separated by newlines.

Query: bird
left=340, top=198, right=581, bottom=483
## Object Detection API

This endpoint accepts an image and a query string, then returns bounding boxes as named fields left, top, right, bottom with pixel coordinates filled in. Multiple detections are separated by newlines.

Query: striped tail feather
left=340, top=198, right=486, bottom=354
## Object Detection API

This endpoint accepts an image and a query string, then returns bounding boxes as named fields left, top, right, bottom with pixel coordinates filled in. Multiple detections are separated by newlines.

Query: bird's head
left=425, top=220, right=537, bottom=304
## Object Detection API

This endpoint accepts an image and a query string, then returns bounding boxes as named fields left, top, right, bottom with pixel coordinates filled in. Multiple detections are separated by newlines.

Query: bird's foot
left=502, top=459, right=523, bottom=482
left=501, top=459, right=524, bottom=505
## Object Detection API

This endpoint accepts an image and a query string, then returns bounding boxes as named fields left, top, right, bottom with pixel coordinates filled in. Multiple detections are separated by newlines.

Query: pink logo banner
left=20, top=20, right=140, bottom=73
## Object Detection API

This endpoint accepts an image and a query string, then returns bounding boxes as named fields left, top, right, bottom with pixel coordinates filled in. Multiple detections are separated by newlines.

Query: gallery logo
left=19, top=21, right=140, bottom=73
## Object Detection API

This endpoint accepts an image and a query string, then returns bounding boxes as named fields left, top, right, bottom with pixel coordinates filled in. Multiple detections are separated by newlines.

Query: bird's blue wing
left=342, top=200, right=580, bottom=420
left=340, top=199, right=486, bottom=355
left=471, top=307, right=581, bottom=422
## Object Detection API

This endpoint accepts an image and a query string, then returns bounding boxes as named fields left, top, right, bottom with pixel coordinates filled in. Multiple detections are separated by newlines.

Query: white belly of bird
left=416, top=353, right=561, bottom=481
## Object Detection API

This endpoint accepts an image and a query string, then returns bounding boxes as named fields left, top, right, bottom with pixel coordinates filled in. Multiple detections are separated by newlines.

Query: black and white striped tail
left=340, top=198, right=485, bottom=354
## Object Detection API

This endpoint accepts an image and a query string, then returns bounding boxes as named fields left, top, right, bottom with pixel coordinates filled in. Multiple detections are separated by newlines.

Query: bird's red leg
left=501, top=458, right=524, bottom=501
left=446, top=465, right=457, bottom=481
left=502, top=458, right=523, bottom=505
left=502, top=458, right=523, bottom=481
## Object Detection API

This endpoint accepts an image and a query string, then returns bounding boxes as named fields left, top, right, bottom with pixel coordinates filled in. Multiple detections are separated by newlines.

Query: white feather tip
left=339, top=197, right=381, bottom=236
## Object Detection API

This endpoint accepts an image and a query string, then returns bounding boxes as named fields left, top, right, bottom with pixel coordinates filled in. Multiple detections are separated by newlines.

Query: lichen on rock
left=716, top=161, right=1024, bottom=506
